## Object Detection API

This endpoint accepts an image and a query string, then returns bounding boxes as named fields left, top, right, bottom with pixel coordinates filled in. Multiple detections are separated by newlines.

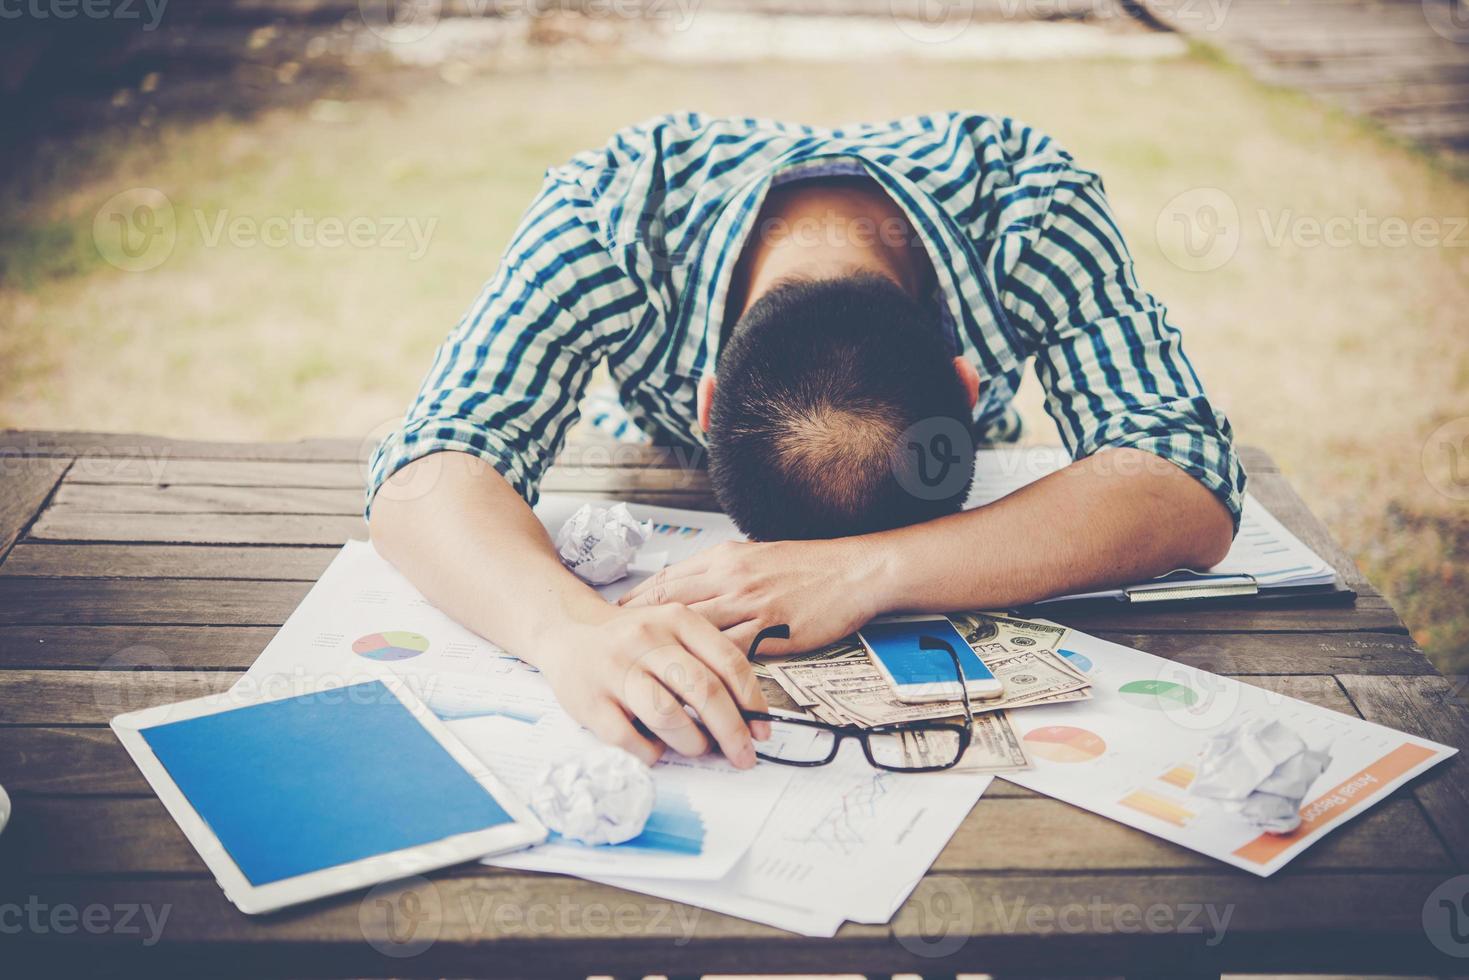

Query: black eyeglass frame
left=741, top=624, right=975, bottom=773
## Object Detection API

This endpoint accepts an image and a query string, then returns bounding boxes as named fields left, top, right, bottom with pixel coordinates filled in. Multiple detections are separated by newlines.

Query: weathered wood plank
left=0, top=577, right=1403, bottom=631
left=0, top=670, right=237, bottom=725
left=67, top=456, right=365, bottom=488
left=0, top=456, right=69, bottom=560
left=0, top=544, right=338, bottom=581
left=0, top=625, right=279, bottom=669
left=0, top=579, right=311, bottom=627
left=26, top=511, right=368, bottom=545
left=1337, top=674, right=1469, bottom=870
left=1091, top=630, right=1433, bottom=676
left=51, top=483, right=365, bottom=514
left=1, top=873, right=1458, bottom=977
left=2, top=794, right=1443, bottom=878
left=0, top=430, right=364, bottom=462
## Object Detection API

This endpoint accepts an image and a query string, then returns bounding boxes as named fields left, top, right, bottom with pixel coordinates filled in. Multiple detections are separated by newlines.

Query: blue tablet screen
left=141, top=680, right=513, bottom=885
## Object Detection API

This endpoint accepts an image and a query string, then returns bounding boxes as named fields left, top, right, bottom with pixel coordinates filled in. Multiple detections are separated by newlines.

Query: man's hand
left=534, top=604, right=771, bottom=768
left=618, top=538, right=884, bottom=655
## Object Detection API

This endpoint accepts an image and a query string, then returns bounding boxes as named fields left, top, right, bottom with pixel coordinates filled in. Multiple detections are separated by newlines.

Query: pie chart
left=1118, top=679, right=1199, bottom=711
left=1023, top=725, right=1106, bottom=763
left=353, top=630, right=429, bottom=662
left=1059, top=648, right=1093, bottom=673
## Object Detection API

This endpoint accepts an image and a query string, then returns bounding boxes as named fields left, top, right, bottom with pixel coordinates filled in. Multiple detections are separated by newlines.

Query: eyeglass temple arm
left=919, top=635, right=973, bottom=722
left=747, top=623, right=792, bottom=661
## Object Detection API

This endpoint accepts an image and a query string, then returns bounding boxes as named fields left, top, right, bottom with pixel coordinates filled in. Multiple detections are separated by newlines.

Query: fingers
left=639, top=640, right=757, bottom=768
left=621, top=658, right=713, bottom=759
left=675, top=615, right=772, bottom=744
left=619, top=564, right=714, bottom=609
left=686, top=595, right=753, bottom=631
left=582, top=698, right=665, bottom=767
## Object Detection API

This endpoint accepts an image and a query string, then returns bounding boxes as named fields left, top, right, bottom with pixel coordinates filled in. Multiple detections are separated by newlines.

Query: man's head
left=701, top=274, right=979, bottom=541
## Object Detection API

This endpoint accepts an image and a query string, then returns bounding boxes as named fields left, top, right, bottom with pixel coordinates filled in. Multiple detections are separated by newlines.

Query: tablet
left=112, top=672, right=545, bottom=914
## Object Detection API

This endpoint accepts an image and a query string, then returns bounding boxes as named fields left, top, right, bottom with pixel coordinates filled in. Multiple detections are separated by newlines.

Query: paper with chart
left=964, top=447, right=1338, bottom=596
left=591, top=740, right=993, bottom=936
left=1002, top=629, right=1456, bottom=876
left=236, top=532, right=791, bottom=881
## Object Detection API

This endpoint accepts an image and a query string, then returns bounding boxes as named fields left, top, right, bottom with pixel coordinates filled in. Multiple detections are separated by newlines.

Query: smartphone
left=858, top=614, right=1004, bottom=704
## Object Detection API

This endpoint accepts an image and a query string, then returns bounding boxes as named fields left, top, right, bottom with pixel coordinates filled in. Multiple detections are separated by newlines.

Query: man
left=368, top=112, right=1244, bottom=770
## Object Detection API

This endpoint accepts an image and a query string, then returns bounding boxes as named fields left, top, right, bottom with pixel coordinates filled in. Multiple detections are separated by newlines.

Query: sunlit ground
left=3, top=48, right=1466, bottom=673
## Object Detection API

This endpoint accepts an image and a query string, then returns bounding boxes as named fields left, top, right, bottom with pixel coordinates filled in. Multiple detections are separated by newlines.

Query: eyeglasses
left=741, top=624, right=974, bottom=773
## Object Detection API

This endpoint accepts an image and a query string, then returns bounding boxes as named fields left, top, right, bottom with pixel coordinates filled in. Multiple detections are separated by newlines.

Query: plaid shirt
left=369, top=112, right=1245, bottom=527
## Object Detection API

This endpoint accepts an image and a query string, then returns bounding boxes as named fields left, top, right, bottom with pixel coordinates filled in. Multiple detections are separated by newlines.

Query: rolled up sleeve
left=366, top=178, right=638, bottom=513
left=1007, top=174, right=1246, bottom=529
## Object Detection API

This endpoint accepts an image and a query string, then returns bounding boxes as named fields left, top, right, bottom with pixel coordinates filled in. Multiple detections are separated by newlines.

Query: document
left=590, top=740, right=993, bottom=936
left=1002, top=629, right=1457, bottom=876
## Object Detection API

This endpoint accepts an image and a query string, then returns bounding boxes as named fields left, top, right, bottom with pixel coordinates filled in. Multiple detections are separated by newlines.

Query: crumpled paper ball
left=554, top=503, right=652, bottom=586
left=1190, top=717, right=1331, bottom=834
left=528, top=745, right=655, bottom=846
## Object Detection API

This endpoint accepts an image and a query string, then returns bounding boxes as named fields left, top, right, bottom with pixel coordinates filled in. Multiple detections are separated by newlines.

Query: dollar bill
left=969, top=648, right=1091, bottom=714
left=950, top=712, right=1032, bottom=772
left=950, top=611, right=1067, bottom=654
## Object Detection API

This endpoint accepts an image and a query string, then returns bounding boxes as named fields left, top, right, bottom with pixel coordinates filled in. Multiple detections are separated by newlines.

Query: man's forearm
left=869, top=447, right=1236, bottom=614
left=367, top=452, right=612, bottom=664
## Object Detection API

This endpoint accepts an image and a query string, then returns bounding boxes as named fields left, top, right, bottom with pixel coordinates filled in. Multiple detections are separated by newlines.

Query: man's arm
left=365, top=177, right=767, bottom=764
left=370, top=453, right=767, bottom=767
left=619, top=447, right=1230, bottom=654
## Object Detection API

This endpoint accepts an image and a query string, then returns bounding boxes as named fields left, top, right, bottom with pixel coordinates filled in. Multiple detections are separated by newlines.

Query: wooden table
left=2, top=430, right=1466, bottom=978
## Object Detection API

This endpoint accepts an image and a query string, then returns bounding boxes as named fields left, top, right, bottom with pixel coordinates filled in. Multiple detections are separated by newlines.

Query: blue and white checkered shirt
left=368, top=112, right=1245, bottom=527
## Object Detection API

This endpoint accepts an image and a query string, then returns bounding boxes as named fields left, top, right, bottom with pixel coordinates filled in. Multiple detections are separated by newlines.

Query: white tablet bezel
left=111, top=669, right=546, bottom=915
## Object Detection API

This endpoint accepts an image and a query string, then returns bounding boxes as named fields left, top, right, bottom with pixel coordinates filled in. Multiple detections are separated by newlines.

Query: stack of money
left=758, top=612, right=1091, bottom=774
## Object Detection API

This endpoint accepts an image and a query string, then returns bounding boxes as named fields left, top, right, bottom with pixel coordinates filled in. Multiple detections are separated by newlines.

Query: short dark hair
left=708, top=274, right=975, bottom=541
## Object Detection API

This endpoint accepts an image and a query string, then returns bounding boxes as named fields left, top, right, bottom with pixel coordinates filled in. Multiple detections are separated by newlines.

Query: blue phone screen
left=861, top=618, right=996, bottom=687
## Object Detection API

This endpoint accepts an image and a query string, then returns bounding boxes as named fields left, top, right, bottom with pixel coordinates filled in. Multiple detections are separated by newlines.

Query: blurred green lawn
left=3, top=51, right=1466, bottom=674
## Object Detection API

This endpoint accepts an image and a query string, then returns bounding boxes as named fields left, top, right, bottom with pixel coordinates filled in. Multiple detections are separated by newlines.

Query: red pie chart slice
left=1023, top=725, right=1107, bottom=763
left=352, top=630, right=429, bottom=662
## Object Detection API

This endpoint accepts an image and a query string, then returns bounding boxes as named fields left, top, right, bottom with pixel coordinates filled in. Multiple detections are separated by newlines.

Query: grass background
left=3, top=51, right=1466, bottom=673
